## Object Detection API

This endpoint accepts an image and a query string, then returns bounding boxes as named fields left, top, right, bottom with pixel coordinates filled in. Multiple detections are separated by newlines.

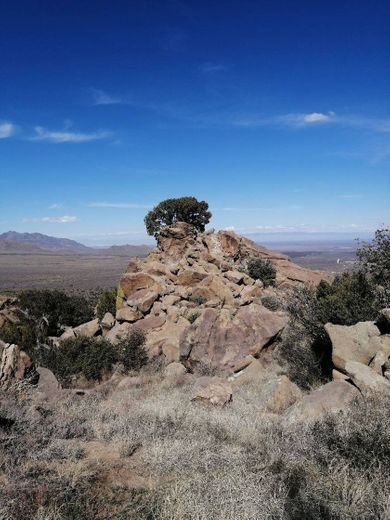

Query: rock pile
left=326, top=308, right=390, bottom=395
left=110, top=222, right=327, bottom=369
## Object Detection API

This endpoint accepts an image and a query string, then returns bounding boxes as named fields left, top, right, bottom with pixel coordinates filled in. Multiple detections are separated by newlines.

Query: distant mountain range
left=0, top=231, right=152, bottom=257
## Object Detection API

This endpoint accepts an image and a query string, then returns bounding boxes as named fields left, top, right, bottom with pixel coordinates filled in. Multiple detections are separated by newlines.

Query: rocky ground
left=1, top=223, right=390, bottom=519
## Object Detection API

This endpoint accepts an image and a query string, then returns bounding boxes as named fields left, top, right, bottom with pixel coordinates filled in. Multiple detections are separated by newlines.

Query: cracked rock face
left=115, top=222, right=327, bottom=369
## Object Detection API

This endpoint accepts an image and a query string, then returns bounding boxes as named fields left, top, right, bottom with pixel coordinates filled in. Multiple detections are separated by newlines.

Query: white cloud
left=49, top=203, right=64, bottom=209
left=0, top=122, right=16, bottom=139
left=88, top=202, right=153, bottom=209
left=90, top=88, right=122, bottom=105
left=223, top=226, right=235, bottom=231
left=302, top=112, right=331, bottom=123
left=32, top=126, right=111, bottom=143
left=23, top=215, right=78, bottom=223
left=199, top=62, right=226, bottom=73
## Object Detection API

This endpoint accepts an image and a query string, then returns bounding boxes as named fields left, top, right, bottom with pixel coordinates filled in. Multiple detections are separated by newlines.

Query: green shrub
left=115, top=329, right=148, bottom=371
left=247, top=257, right=276, bottom=287
left=17, top=289, right=94, bottom=336
left=0, top=322, right=37, bottom=354
left=38, top=336, right=117, bottom=385
left=96, top=288, right=117, bottom=320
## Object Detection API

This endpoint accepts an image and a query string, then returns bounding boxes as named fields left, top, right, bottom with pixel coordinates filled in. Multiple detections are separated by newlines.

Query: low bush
left=115, top=329, right=148, bottom=371
left=187, top=311, right=200, bottom=324
left=96, top=288, right=117, bottom=320
left=261, top=294, right=281, bottom=311
left=246, top=257, right=276, bottom=287
left=189, top=294, right=207, bottom=305
left=38, top=336, right=117, bottom=385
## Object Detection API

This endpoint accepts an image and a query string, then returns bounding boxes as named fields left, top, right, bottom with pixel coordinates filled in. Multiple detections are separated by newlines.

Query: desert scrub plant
left=37, top=336, right=118, bottom=385
left=246, top=257, right=276, bottom=287
left=115, top=328, right=148, bottom=371
left=261, top=294, right=282, bottom=311
left=188, top=294, right=207, bottom=305
left=96, top=288, right=116, bottom=320
left=187, top=310, right=200, bottom=323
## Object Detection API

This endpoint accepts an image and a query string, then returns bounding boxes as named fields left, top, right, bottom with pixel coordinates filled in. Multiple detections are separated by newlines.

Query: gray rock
left=345, top=361, right=390, bottom=395
left=285, top=381, right=360, bottom=423
left=325, top=321, right=382, bottom=370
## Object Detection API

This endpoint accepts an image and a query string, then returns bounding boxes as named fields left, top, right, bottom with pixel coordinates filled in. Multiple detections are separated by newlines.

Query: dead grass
left=0, top=374, right=389, bottom=519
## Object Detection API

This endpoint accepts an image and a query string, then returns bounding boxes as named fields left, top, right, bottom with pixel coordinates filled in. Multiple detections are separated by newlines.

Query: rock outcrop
left=114, top=223, right=327, bottom=369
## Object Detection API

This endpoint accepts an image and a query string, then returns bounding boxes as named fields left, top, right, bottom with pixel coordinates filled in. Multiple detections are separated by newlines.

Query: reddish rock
left=180, top=304, right=286, bottom=369
left=177, top=270, right=208, bottom=286
left=120, top=272, right=160, bottom=298
left=135, top=314, right=166, bottom=332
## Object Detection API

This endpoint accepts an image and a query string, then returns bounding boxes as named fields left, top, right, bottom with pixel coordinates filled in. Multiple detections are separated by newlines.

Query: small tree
left=247, top=257, right=276, bottom=287
left=144, top=196, right=212, bottom=237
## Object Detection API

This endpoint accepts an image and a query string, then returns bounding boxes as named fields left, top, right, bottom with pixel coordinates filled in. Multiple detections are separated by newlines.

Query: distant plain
left=0, top=240, right=357, bottom=293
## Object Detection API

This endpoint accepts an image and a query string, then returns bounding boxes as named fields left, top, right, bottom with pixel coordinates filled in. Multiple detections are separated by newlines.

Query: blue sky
left=0, top=0, right=389, bottom=245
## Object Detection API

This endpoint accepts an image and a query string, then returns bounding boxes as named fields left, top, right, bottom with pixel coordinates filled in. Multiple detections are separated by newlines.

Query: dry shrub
left=1, top=376, right=389, bottom=519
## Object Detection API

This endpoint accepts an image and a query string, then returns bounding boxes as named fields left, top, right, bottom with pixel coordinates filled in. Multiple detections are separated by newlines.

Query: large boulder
left=344, top=361, right=390, bottom=395
left=285, top=381, right=360, bottom=423
left=181, top=305, right=286, bottom=369
left=325, top=321, right=383, bottom=370
left=73, top=318, right=100, bottom=338
left=260, top=375, right=303, bottom=413
left=105, top=322, right=132, bottom=344
left=191, top=376, right=233, bottom=406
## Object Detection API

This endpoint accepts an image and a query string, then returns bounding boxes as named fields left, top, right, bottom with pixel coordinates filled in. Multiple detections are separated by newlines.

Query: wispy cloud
left=32, top=126, right=111, bottom=143
left=23, top=215, right=78, bottom=223
left=0, top=121, right=16, bottom=139
left=336, top=194, right=363, bottom=199
left=49, top=203, right=64, bottom=209
left=90, top=88, right=122, bottom=106
left=234, top=112, right=335, bottom=128
left=87, top=202, right=153, bottom=209
left=199, top=62, right=226, bottom=74
left=233, top=111, right=390, bottom=134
